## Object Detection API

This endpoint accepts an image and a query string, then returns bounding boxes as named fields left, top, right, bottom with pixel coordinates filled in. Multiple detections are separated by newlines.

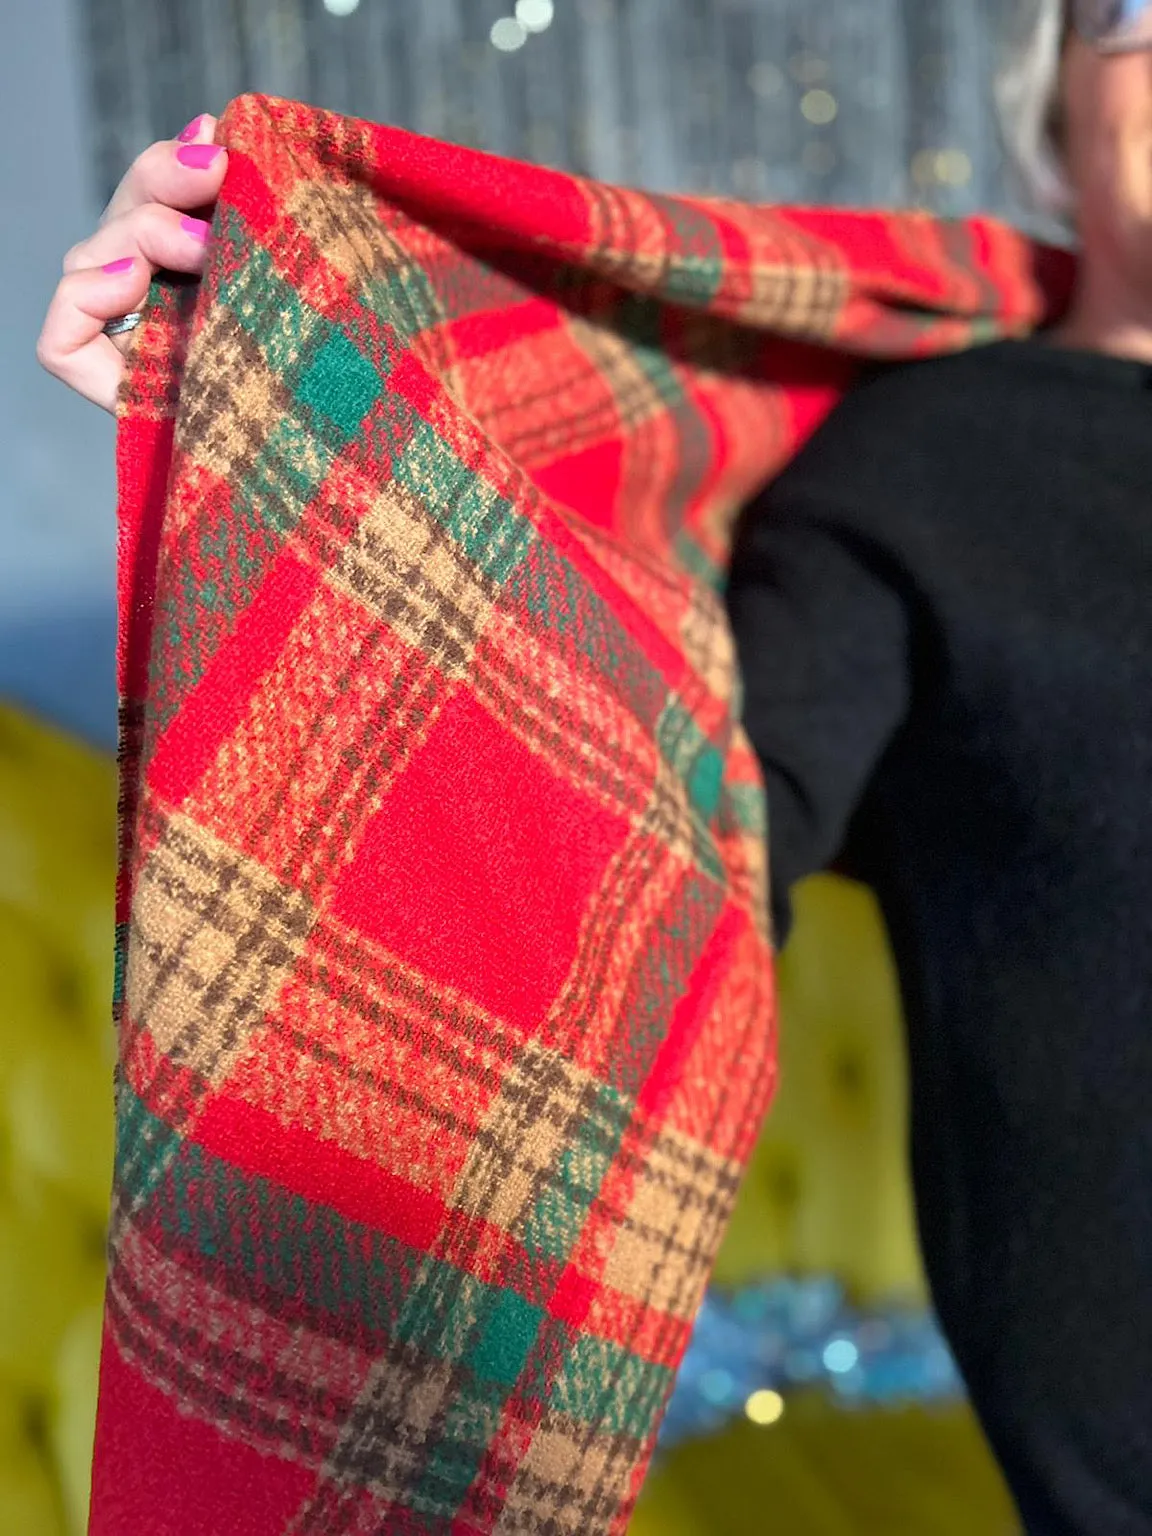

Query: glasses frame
left=1072, top=0, right=1152, bottom=52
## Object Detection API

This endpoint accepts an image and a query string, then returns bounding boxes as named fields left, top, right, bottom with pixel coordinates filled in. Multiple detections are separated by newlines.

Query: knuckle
left=127, top=139, right=169, bottom=196
left=129, top=201, right=169, bottom=243
left=141, top=138, right=171, bottom=173
left=35, top=328, right=58, bottom=371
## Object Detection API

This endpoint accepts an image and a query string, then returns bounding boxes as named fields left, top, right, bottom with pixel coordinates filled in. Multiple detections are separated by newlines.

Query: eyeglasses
left=1073, top=0, right=1152, bottom=52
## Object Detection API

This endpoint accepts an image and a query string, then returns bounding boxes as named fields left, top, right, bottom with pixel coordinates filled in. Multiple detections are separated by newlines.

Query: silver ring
left=103, top=311, right=144, bottom=338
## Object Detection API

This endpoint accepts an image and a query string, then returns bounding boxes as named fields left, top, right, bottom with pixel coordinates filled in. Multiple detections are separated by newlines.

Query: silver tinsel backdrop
left=80, top=0, right=1054, bottom=235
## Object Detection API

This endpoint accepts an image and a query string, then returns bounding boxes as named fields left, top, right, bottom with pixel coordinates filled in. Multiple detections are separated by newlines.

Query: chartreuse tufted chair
left=0, top=702, right=1017, bottom=1534
left=0, top=704, right=115, bottom=1536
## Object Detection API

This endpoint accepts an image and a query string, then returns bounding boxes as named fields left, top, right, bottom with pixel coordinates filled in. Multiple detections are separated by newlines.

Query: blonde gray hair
left=995, top=0, right=1075, bottom=225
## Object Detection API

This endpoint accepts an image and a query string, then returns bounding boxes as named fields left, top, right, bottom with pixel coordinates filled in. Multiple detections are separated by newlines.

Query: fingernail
left=177, top=114, right=205, bottom=143
left=176, top=143, right=222, bottom=170
left=180, top=214, right=210, bottom=243
left=102, top=257, right=134, bottom=274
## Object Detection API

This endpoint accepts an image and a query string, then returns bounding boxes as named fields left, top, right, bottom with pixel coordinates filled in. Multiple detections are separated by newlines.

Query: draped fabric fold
left=92, top=94, right=1066, bottom=1535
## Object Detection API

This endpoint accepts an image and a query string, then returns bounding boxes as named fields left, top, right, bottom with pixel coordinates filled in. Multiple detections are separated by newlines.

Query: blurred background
left=2, top=1, right=1051, bottom=1531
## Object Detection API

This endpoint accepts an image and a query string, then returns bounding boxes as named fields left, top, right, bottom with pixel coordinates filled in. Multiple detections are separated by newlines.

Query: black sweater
left=729, top=335, right=1151, bottom=1000
left=726, top=336, right=1152, bottom=1533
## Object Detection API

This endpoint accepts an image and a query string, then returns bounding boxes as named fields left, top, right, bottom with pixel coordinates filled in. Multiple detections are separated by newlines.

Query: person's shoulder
left=775, top=342, right=1020, bottom=489
left=757, top=341, right=1035, bottom=537
left=835, top=339, right=1029, bottom=428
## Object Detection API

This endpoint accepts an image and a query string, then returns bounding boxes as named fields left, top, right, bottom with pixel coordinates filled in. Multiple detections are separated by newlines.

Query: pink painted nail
left=102, top=257, right=134, bottom=274
left=176, top=143, right=222, bottom=170
left=180, top=214, right=210, bottom=243
left=177, top=114, right=205, bottom=143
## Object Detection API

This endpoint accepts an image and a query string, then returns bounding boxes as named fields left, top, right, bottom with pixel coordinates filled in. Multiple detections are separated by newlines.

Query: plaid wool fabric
left=91, top=94, right=1068, bottom=1535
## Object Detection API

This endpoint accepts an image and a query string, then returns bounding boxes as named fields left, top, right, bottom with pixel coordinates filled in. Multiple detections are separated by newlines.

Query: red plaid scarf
left=92, top=94, right=1070, bottom=1535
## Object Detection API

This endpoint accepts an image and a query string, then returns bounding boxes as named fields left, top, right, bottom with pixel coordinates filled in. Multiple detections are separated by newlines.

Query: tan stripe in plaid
left=228, top=913, right=523, bottom=1199
left=711, top=806, right=771, bottom=933
left=599, top=1123, right=740, bottom=1320
left=579, top=179, right=682, bottom=295
left=449, top=1039, right=629, bottom=1243
left=466, top=316, right=673, bottom=474
left=542, top=825, right=691, bottom=1073
left=282, top=175, right=469, bottom=386
left=330, top=1343, right=469, bottom=1498
left=325, top=475, right=498, bottom=677
left=468, top=605, right=663, bottom=825
left=117, top=280, right=197, bottom=423
left=124, top=804, right=316, bottom=1091
left=284, top=176, right=401, bottom=295
left=285, top=1268, right=500, bottom=1534
left=680, top=580, right=738, bottom=700
left=732, top=219, right=852, bottom=336
left=491, top=1419, right=644, bottom=1536
left=175, top=308, right=297, bottom=487
left=184, top=578, right=466, bottom=898
left=578, top=177, right=853, bottom=340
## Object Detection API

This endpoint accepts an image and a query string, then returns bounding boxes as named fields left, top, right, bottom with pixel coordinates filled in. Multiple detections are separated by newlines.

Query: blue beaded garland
left=657, top=1277, right=964, bottom=1451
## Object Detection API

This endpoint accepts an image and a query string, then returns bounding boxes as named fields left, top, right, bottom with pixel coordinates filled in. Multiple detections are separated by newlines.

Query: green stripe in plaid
left=608, top=869, right=726, bottom=1100
left=647, top=196, right=726, bottom=307
left=216, top=214, right=329, bottom=379
left=549, top=1335, right=672, bottom=1439
left=392, top=415, right=536, bottom=583
left=121, top=1095, right=422, bottom=1335
left=504, top=539, right=668, bottom=729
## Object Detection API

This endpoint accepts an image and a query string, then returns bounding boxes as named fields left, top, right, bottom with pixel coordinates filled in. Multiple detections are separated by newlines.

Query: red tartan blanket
left=92, top=94, right=1071, bottom=1535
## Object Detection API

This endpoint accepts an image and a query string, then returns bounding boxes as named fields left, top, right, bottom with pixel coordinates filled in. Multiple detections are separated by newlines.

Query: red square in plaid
left=330, top=686, right=631, bottom=1030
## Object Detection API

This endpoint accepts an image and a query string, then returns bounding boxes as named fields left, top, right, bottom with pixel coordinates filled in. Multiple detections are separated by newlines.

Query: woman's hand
left=36, top=112, right=228, bottom=413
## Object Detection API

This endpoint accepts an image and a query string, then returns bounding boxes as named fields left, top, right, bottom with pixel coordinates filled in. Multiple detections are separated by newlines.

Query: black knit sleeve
left=726, top=481, right=914, bottom=949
